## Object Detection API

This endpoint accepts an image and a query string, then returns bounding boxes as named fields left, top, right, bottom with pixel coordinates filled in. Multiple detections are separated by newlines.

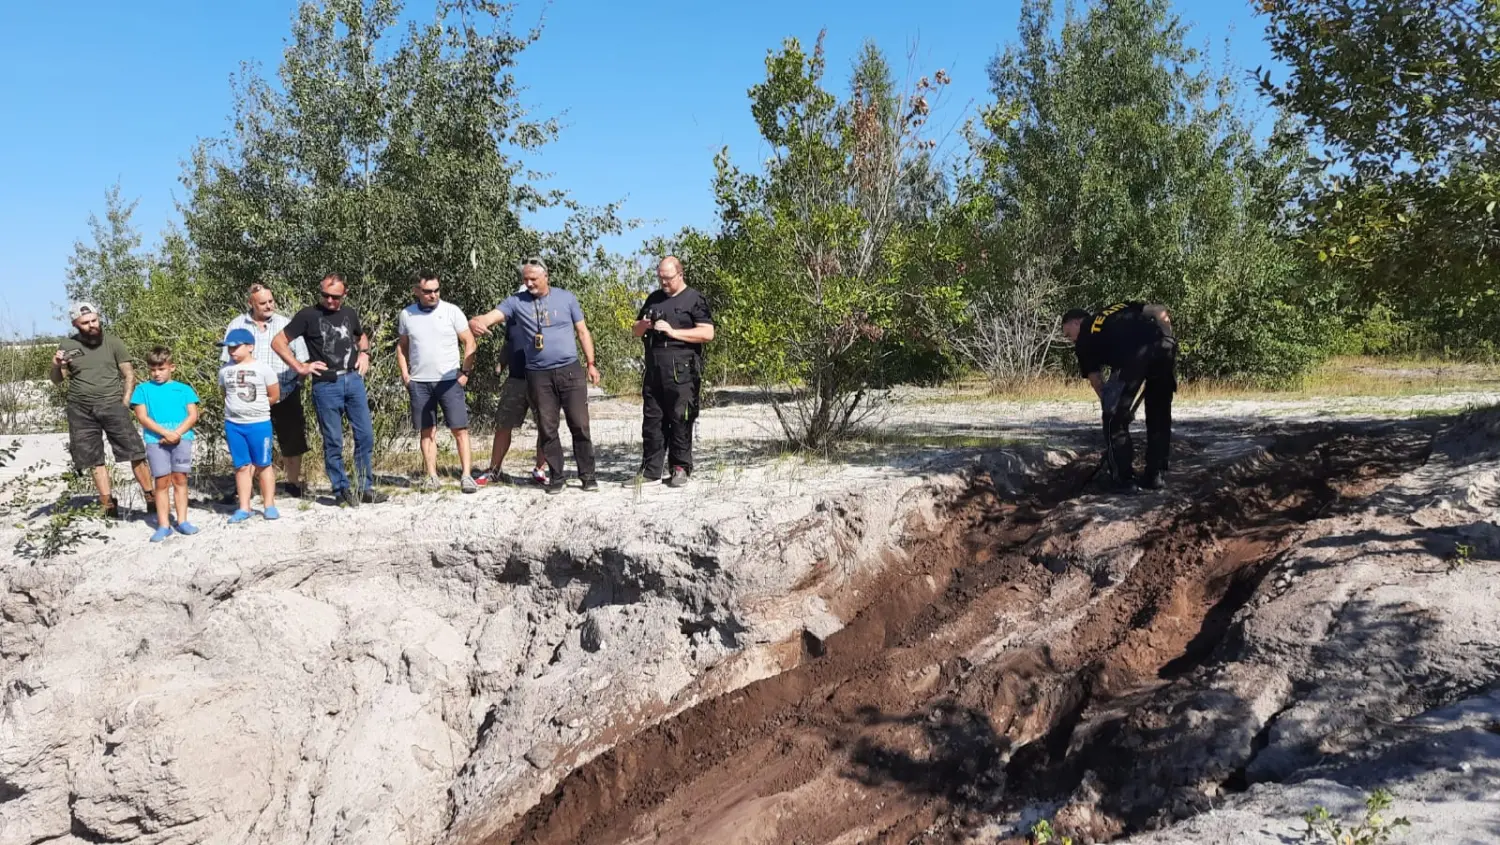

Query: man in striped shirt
left=221, top=283, right=311, bottom=497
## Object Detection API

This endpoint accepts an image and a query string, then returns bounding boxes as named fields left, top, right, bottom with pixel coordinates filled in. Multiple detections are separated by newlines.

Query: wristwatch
left=459, top=368, right=472, bottom=376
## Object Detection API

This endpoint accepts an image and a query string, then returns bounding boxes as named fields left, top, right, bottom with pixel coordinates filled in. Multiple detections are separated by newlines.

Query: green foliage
left=696, top=33, right=960, bottom=447
left=15, top=494, right=108, bottom=561
left=1257, top=0, right=1500, bottom=339
left=1030, top=818, right=1073, bottom=845
left=183, top=0, right=625, bottom=430
left=1302, top=788, right=1411, bottom=844
left=0, top=439, right=106, bottom=560
left=963, top=0, right=1336, bottom=384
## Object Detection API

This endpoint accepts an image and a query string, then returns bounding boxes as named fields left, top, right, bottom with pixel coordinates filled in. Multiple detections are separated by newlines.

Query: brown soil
left=478, top=427, right=1430, bottom=845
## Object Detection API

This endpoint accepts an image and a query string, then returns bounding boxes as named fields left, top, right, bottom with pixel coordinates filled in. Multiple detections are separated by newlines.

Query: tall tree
left=65, top=183, right=150, bottom=327
left=1257, top=0, right=1500, bottom=330
left=704, top=33, right=955, bottom=448
left=959, top=0, right=1333, bottom=382
left=183, top=0, right=622, bottom=350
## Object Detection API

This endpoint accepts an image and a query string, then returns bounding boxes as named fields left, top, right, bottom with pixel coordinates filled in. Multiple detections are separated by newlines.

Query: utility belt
left=647, top=348, right=701, bottom=367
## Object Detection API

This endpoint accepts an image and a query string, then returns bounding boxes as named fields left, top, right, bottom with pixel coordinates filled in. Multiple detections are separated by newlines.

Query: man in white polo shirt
left=220, top=283, right=310, bottom=497
left=397, top=269, right=479, bottom=492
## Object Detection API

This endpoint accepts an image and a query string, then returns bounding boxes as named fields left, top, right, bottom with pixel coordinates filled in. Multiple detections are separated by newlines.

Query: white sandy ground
left=1, top=387, right=1498, bottom=844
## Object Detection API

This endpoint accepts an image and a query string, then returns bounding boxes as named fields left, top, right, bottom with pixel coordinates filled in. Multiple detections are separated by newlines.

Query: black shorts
left=67, top=401, right=146, bottom=469
left=494, top=376, right=532, bottom=429
left=270, top=382, right=310, bottom=458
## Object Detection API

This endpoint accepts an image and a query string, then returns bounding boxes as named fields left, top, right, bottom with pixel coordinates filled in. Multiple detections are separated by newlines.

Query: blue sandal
left=149, top=526, right=173, bottom=543
left=228, top=509, right=254, bottom=525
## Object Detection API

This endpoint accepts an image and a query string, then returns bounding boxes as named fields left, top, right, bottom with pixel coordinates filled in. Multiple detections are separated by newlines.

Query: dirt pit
left=478, top=424, right=1441, bottom=845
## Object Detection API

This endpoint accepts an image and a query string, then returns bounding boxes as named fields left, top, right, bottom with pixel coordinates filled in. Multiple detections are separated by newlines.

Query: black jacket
left=1073, top=302, right=1171, bottom=378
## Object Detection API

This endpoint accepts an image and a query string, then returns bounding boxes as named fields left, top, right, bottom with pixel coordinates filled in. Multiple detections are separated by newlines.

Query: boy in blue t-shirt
left=129, top=346, right=202, bottom=542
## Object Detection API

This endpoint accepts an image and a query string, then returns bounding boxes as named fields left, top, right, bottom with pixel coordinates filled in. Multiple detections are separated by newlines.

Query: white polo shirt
left=398, top=301, right=469, bottom=382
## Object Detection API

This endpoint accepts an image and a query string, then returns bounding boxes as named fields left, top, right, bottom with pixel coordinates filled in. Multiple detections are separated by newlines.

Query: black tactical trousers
left=1103, top=337, right=1177, bottom=484
left=641, top=353, right=701, bottom=477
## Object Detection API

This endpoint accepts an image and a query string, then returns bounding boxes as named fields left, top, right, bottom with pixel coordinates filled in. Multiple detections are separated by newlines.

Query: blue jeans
left=310, top=372, right=374, bottom=494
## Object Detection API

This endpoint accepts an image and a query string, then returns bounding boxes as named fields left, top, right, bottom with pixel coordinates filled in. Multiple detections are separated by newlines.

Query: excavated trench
left=473, top=426, right=1431, bottom=845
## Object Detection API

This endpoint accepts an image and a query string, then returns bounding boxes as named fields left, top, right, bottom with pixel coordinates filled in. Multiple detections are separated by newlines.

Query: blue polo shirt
left=497, top=289, right=584, bottom=371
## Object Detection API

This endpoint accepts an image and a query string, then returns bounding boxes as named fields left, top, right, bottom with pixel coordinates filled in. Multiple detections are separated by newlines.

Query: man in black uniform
left=1061, top=302, right=1177, bottom=491
left=630, top=256, right=715, bottom=487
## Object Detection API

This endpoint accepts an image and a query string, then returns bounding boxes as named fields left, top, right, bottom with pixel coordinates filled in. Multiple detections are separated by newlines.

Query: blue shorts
left=225, top=419, right=274, bottom=469
left=408, top=379, right=469, bottom=431
left=144, top=440, right=195, bottom=478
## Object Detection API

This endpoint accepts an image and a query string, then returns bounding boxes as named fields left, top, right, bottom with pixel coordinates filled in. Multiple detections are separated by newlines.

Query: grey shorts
left=494, top=376, right=532, bottom=429
left=67, top=401, right=146, bottom=469
left=409, top=379, right=469, bottom=431
left=145, top=440, right=195, bottom=478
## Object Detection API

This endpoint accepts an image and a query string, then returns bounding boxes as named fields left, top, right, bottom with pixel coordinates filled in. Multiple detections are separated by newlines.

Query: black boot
left=1139, top=469, right=1165, bottom=490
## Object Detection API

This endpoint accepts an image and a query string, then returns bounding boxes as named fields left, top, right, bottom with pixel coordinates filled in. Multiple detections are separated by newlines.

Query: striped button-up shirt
left=220, top=313, right=308, bottom=378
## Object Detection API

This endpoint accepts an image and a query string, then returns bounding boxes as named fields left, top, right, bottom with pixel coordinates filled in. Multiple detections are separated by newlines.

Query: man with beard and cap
left=1060, top=301, right=1177, bottom=492
left=50, top=301, right=155, bottom=519
left=628, top=256, right=714, bottom=488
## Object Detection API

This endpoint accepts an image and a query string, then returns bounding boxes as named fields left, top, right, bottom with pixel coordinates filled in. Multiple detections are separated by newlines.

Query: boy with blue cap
left=218, top=327, right=281, bottom=523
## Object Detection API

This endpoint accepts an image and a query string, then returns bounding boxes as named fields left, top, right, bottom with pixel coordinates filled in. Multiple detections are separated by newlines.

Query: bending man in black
left=630, top=256, right=715, bottom=487
left=1061, top=302, right=1177, bottom=491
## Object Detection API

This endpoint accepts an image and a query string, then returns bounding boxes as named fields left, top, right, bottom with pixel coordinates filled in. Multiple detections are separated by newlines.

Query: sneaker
left=1139, top=471, right=1165, bottom=491
left=471, top=470, right=491, bottom=488
left=263, top=506, right=281, bottom=520
left=360, top=488, right=389, bottom=505
left=531, top=466, right=550, bottom=486
left=419, top=475, right=441, bottom=491
left=461, top=475, right=479, bottom=494
left=339, top=488, right=360, bottom=508
left=667, top=467, right=689, bottom=488
left=175, top=522, right=200, bottom=536
left=622, top=473, right=655, bottom=488
left=544, top=480, right=566, bottom=495
left=149, top=526, right=173, bottom=543
left=228, top=509, right=254, bottom=524
left=580, top=478, right=599, bottom=492
left=283, top=482, right=304, bottom=499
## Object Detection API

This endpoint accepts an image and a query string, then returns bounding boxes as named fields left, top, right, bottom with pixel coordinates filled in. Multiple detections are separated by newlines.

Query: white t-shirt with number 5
left=219, top=360, right=278, bottom=424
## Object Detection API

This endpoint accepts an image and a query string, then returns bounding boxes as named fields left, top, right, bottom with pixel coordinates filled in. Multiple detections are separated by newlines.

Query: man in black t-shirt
left=629, top=256, right=715, bottom=487
left=1061, top=302, right=1177, bottom=491
left=272, top=273, right=386, bottom=507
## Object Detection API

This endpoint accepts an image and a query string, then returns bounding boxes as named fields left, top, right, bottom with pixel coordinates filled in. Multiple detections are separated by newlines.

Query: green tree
left=701, top=33, right=958, bottom=448
left=183, top=0, right=624, bottom=389
left=1257, top=0, right=1500, bottom=340
left=65, top=183, right=150, bottom=326
left=960, top=0, right=1333, bottom=382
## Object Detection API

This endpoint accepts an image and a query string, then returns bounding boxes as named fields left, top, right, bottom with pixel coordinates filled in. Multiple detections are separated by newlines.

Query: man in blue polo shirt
left=468, top=257, right=601, bottom=494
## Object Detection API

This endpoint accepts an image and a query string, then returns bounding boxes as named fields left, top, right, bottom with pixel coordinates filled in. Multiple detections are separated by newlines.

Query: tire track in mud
left=480, top=427, right=1431, bottom=845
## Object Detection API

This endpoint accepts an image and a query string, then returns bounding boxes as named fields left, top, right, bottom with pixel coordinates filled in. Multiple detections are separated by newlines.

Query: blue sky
left=0, top=0, right=1281, bottom=337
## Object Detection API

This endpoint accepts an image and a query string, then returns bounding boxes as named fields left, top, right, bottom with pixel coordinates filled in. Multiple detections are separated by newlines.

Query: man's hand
left=301, top=360, right=328, bottom=377
left=52, top=349, right=69, bottom=368
left=469, top=317, right=494, bottom=337
left=651, top=320, right=674, bottom=338
left=400, top=371, right=411, bottom=388
left=161, top=431, right=181, bottom=446
left=586, top=363, right=601, bottom=387
left=458, top=372, right=469, bottom=388
left=356, top=351, right=370, bottom=377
